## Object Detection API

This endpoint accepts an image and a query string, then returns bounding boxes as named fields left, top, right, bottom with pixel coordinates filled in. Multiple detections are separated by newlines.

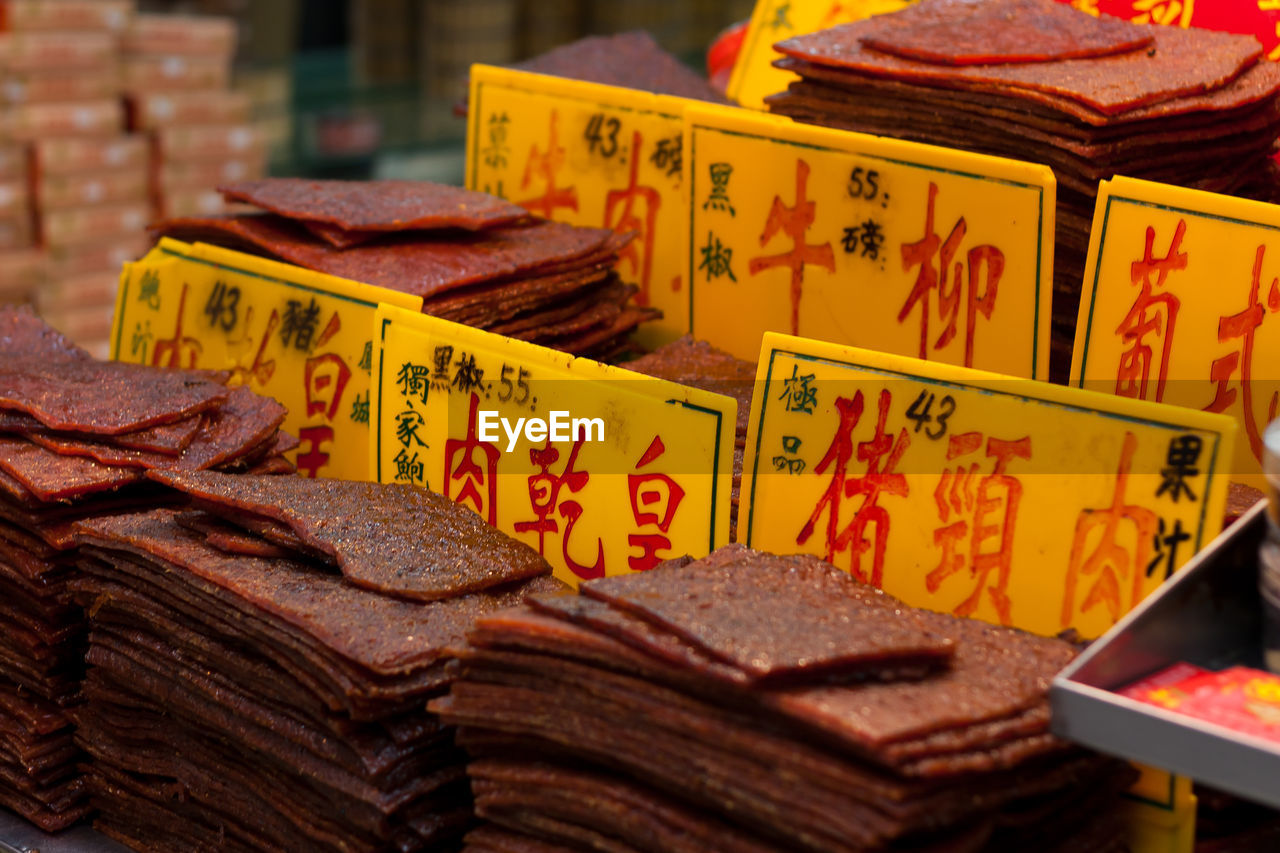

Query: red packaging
left=9, top=100, right=123, bottom=140
left=46, top=235, right=149, bottom=280
left=122, top=55, right=230, bottom=93
left=122, top=14, right=235, bottom=57
left=1123, top=664, right=1280, bottom=742
left=34, top=135, right=148, bottom=176
left=41, top=203, right=150, bottom=249
left=127, top=89, right=249, bottom=130
left=155, top=124, right=261, bottom=162
left=0, top=1, right=133, bottom=33
left=38, top=169, right=148, bottom=210
left=0, top=31, right=115, bottom=71
left=2, top=67, right=121, bottom=104
left=158, top=155, right=264, bottom=192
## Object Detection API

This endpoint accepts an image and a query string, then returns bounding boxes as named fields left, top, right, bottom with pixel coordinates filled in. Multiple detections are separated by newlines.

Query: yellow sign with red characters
left=727, top=0, right=915, bottom=110
left=370, top=304, right=736, bottom=588
left=111, top=238, right=422, bottom=480
left=466, top=65, right=693, bottom=346
left=741, top=332, right=1235, bottom=640
left=686, top=104, right=1055, bottom=380
left=1072, top=176, right=1280, bottom=485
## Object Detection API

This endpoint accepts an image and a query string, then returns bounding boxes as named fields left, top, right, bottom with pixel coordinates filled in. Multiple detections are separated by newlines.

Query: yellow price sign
left=741, top=332, right=1235, bottom=640
left=111, top=238, right=422, bottom=480
left=370, top=305, right=736, bottom=588
left=687, top=104, right=1055, bottom=380
left=1072, top=175, right=1280, bottom=485
left=727, top=0, right=915, bottom=110
left=466, top=65, right=693, bottom=346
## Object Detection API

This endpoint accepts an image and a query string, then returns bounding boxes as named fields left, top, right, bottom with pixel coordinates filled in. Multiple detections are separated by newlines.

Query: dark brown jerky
left=179, top=384, right=287, bottom=470
left=490, top=280, right=630, bottom=338
left=580, top=545, right=954, bottom=684
left=246, top=455, right=297, bottom=476
left=302, top=219, right=391, bottom=249
left=0, top=304, right=88, bottom=361
left=73, top=509, right=556, bottom=677
left=153, top=212, right=627, bottom=300
left=146, top=470, right=551, bottom=600
left=1225, top=480, right=1265, bottom=526
left=625, top=336, right=755, bottom=447
left=426, top=263, right=615, bottom=327
left=465, top=825, right=579, bottom=853
left=540, top=305, right=661, bottom=357
left=776, top=16, right=1263, bottom=116
left=0, top=436, right=144, bottom=502
left=175, top=511, right=294, bottom=559
left=859, top=0, right=1152, bottom=66
left=0, top=356, right=229, bottom=435
left=497, top=31, right=728, bottom=105
left=219, top=178, right=529, bottom=233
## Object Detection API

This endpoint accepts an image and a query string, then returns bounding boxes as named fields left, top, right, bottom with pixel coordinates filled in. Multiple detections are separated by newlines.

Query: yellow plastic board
left=727, top=0, right=915, bottom=110
left=111, top=238, right=422, bottom=480
left=1073, top=176, right=1280, bottom=484
left=686, top=104, right=1055, bottom=380
left=370, top=305, right=736, bottom=588
left=741, top=332, right=1235, bottom=640
left=466, top=65, right=693, bottom=345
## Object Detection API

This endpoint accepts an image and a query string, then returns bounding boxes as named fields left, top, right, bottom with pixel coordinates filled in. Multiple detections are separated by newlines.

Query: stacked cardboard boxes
left=123, top=13, right=262, bottom=220
left=0, top=0, right=139, bottom=355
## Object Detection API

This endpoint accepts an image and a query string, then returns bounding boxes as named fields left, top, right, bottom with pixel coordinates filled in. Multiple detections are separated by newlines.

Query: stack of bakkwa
left=765, top=0, right=1280, bottom=379
left=625, top=336, right=755, bottom=540
left=71, top=470, right=562, bottom=851
left=0, top=305, right=293, bottom=831
left=151, top=179, right=657, bottom=361
left=436, top=544, right=1135, bottom=852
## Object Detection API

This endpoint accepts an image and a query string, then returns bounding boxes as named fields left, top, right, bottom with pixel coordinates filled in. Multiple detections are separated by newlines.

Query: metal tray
left=1051, top=501, right=1280, bottom=809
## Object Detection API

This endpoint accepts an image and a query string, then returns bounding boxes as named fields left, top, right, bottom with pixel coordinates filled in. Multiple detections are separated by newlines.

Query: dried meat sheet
left=624, top=336, right=755, bottom=445
left=776, top=17, right=1263, bottom=115
left=0, top=436, right=144, bottom=502
left=580, top=545, right=955, bottom=683
left=153, top=213, right=625, bottom=299
left=72, top=509, right=556, bottom=679
left=174, top=510, right=293, bottom=559
left=146, top=470, right=551, bottom=600
left=0, top=356, right=228, bottom=435
left=426, top=264, right=615, bottom=327
left=219, top=178, right=529, bottom=233
left=0, top=305, right=88, bottom=362
left=859, top=0, right=1152, bottom=66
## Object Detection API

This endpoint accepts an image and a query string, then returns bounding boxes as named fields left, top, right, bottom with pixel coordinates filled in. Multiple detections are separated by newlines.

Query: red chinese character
left=1062, top=432, right=1159, bottom=629
left=748, top=159, right=836, bottom=336
left=295, top=425, right=333, bottom=478
left=516, top=109, right=579, bottom=219
left=927, top=431, right=1031, bottom=625
left=1204, top=243, right=1280, bottom=462
left=1115, top=220, right=1186, bottom=403
left=627, top=435, right=686, bottom=571
left=603, top=131, right=660, bottom=306
left=899, top=182, right=1003, bottom=368
left=150, top=282, right=203, bottom=368
left=227, top=306, right=278, bottom=387
left=513, top=437, right=604, bottom=580
left=444, top=393, right=501, bottom=525
left=797, top=389, right=909, bottom=586
left=302, top=312, right=350, bottom=420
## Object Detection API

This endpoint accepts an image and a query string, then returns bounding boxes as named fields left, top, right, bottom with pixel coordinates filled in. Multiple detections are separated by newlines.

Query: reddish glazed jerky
left=625, top=336, right=755, bottom=448
left=776, top=15, right=1263, bottom=116
left=0, top=410, right=202, bottom=455
left=0, top=436, right=144, bottom=502
left=507, top=31, right=729, bottom=104
left=860, top=0, right=1152, bottom=66
left=581, top=545, right=955, bottom=684
left=219, top=178, right=529, bottom=233
left=146, top=470, right=551, bottom=601
left=153, top=213, right=625, bottom=299
left=174, top=511, right=294, bottom=559
left=0, top=355, right=228, bottom=435
left=0, top=305, right=88, bottom=361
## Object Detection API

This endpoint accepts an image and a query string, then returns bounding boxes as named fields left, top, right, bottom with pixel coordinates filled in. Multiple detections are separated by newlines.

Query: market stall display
left=436, top=544, right=1136, bottom=852
left=0, top=305, right=294, bottom=831
left=151, top=178, right=657, bottom=359
left=764, top=0, right=1280, bottom=379
left=71, top=473, right=562, bottom=851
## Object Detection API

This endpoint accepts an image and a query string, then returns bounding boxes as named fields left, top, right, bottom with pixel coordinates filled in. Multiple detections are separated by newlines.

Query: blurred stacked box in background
left=0, top=0, right=135, bottom=356
left=122, top=13, right=262, bottom=222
